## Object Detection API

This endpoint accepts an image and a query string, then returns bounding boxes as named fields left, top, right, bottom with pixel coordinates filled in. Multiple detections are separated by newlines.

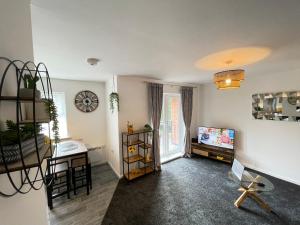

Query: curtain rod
left=143, top=80, right=198, bottom=88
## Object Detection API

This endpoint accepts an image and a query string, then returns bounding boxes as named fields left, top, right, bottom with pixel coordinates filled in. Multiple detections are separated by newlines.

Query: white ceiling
left=31, top=0, right=300, bottom=83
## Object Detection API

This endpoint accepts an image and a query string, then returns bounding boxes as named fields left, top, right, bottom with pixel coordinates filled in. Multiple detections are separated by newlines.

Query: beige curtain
left=181, top=86, right=193, bottom=157
left=148, top=83, right=163, bottom=170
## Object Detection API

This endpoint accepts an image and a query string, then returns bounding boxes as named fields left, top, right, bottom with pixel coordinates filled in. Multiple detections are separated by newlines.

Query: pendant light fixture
left=195, top=47, right=271, bottom=90
left=214, top=69, right=245, bottom=90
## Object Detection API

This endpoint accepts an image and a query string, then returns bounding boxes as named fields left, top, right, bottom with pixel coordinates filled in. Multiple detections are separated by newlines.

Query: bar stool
left=71, top=156, right=92, bottom=195
left=46, top=159, right=71, bottom=209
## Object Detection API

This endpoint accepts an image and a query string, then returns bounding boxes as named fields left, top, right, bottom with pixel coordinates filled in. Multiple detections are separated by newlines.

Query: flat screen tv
left=198, top=126, right=235, bottom=150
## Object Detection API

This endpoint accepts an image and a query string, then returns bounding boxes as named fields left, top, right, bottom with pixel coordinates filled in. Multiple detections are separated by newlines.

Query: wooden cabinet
left=191, top=143, right=234, bottom=164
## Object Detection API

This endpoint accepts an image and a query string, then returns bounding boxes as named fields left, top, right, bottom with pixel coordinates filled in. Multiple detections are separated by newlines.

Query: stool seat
left=71, top=157, right=91, bottom=168
left=47, top=159, right=71, bottom=209
left=71, top=156, right=92, bottom=195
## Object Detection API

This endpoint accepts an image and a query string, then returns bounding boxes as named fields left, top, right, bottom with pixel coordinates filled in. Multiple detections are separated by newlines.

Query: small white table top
left=53, top=140, right=88, bottom=159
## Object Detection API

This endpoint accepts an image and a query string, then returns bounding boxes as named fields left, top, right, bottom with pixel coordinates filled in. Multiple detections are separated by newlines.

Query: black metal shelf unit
left=0, top=57, right=54, bottom=197
left=122, top=130, right=155, bottom=181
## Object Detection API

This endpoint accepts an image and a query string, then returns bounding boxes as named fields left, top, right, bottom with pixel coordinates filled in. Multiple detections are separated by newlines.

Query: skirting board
left=91, top=160, right=107, bottom=167
left=108, top=161, right=122, bottom=179
left=104, top=159, right=300, bottom=185
left=90, top=161, right=122, bottom=179
left=243, top=162, right=300, bottom=186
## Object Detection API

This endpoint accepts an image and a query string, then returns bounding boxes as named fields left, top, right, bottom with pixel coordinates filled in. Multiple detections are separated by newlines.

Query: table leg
left=46, top=174, right=53, bottom=209
left=85, top=152, right=90, bottom=195
left=234, top=190, right=249, bottom=208
left=235, top=176, right=256, bottom=208
left=234, top=175, right=271, bottom=212
left=248, top=192, right=271, bottom=212
left=46, top=159, right=53, bottom=209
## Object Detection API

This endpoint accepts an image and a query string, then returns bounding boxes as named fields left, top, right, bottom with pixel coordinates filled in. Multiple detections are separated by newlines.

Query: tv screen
left=198, top=127, right=235, bottom=149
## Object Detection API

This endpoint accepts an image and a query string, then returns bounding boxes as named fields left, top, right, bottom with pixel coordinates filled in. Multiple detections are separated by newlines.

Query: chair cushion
left=71, top=157, right=91, bottom=168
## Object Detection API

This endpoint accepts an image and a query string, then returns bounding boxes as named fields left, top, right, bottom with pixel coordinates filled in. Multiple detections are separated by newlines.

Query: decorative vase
left=19, top=88, right=41, bottom=99
left=127, top=121, right=134, bottom=134
left=25, top=102, right=50, bottom=122
left=146, top=153, right=152, bottom=162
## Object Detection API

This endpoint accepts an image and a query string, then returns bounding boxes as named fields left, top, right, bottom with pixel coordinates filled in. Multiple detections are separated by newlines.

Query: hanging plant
left=44, top=99, right=60, bottom=144
left=109, top=92, right=119, bottom=113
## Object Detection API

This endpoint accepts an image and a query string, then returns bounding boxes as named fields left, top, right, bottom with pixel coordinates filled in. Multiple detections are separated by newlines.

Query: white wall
left=105, top=77, right=121, bottom=176
left=201, top=70, right=300, bottom=185
left=0, top=1, right=48, bottom=225
left=117, top=76, right=200, bottom=135
left=105, top=76, right=200, bottom=176
left=49, top=78, right=107, bottom=165
left=117, top=77, right=149, bottom=132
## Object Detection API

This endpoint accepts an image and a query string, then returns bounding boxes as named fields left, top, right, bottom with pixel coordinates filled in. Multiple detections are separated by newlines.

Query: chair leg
left=46, top=175, right=53, bottom=210
left=86, top=166, right=90, bottom=195
left=88, top=164, right=92, bottom=190
left=67, top=170, right=70, bottom=199
left=72, top=168, right=77, bottom=195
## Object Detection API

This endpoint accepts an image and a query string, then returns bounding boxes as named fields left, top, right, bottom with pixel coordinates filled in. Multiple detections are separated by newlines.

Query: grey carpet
left=102, top=157, right=300, bottom=225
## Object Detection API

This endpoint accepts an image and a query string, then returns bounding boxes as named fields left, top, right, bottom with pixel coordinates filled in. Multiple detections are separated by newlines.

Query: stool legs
left=85, top=154, right=90, bottom=195
left=70, top=155, right=92, bottom=195
left=46, top=175, right=53, bottom=210
left=88, top=164, right=92, bottom=190
left=67, top=170, right=71, bottom=199
left=72, top=168, right=77, bottom=195
left=86, top=166, right=90, bottom=195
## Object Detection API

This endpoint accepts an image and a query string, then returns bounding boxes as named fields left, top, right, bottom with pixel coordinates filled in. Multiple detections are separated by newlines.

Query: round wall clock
left=74, top=90, right=99, bottom=112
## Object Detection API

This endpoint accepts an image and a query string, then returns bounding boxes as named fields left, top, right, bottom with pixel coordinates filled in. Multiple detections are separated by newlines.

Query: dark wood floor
left=48, top=163, right=119, bottom=225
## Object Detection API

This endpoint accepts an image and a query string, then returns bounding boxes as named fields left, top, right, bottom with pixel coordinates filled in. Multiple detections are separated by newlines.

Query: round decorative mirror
left=74, top=90, right=99, bottom=112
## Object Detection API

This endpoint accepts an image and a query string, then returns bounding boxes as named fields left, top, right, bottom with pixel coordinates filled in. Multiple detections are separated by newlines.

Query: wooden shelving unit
left=0, top=144, right=52, bottom=174
left=123, top=140, right=144, bottom=147
left=19, top=119, right=51, bottom=124
left=123, top=154, right=144, bottom=164
left=0, top=57, right=55, bottom=196
left=124, top=166, right=154, bottom=180
left=0, top=96, right=49, bottom=102
left=122, top=130, right=155, bottom=181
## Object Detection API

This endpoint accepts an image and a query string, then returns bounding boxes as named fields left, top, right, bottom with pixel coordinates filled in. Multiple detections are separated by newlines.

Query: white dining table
left=53, top=140, right=88, bottom=159
left=46, top=140, right=90, bottom=209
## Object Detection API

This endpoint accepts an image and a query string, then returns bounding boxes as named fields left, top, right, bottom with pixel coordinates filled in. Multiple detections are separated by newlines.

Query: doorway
left=159, top=93, right=184, bottom=163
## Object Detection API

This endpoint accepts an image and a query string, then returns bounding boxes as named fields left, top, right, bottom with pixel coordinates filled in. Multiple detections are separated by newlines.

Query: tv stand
left=191, top=143, right=234, bottom=164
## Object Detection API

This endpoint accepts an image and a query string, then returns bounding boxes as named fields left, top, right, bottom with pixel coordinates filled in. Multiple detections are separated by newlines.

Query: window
left=159, top=93, right=184, bottom=163
left=42, top=92, right=68, bottom=139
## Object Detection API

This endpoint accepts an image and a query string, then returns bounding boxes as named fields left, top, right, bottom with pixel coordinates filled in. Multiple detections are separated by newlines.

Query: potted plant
left=144, top=124, right=152, bottom=131
left=45, top=99, right=60, bottom=144
left=109, top=92, right=119, bottom=113
left=20, top=74, right=41, bottom=99
left=0, top=120, right=45, bottom=164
